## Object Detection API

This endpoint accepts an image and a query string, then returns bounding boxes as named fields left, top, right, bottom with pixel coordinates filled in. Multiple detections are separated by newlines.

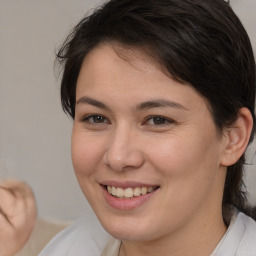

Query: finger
left=0, top=181, right=36, bottom=227
left=0, top=187, right=17, bottom=219
left=0, top=208, right=14, bottom=233
left=0, top=180, right=36, bottom=214
left=7, top=181, right=37, bottom=222
left=0, top=180, right=32, bottom=198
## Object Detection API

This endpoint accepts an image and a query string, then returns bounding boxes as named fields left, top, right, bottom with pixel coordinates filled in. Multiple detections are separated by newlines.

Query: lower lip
left=102, top=186, right=158, bottom=210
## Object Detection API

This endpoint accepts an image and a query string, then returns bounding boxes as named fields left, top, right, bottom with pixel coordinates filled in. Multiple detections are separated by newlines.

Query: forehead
left=77, top=43, right=209, bottom=107
left=78, top=42, right=183, bottom=95
left=75, top=43, right=220, bottom=134
left=78, top=44, right=169, bottom=97
left=82, top=42, right=164, bottom=77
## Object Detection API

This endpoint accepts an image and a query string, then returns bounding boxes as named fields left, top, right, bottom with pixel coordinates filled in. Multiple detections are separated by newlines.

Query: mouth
left=100, top=182, right=160, bottom=210
left=103, top=185, right=159, bottom=199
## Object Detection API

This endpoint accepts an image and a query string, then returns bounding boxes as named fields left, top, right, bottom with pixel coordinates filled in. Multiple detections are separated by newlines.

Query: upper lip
left=100, top=180, right=159, bottom=189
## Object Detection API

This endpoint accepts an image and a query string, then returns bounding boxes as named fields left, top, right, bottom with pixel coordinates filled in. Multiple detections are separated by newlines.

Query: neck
left=119, top=210, right=227, bottom=256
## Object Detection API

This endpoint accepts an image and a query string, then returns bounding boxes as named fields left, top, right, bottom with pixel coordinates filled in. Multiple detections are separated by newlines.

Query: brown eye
left=152, top=117, right=166, bottom=125
left=145, top=116, right=173, bottom=126
left=91, top=115, right=106, bottom=123
left=83, top=114, right=108, bottom=124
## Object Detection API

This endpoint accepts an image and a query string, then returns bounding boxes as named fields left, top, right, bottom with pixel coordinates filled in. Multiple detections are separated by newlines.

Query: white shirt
left=39, top=212, right=256, bottom=256
left=39, top=214, right=111, bottom=256
left=211, top=212, right=256, bottom=256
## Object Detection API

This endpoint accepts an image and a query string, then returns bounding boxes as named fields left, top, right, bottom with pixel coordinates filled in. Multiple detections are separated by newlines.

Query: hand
left=0, top=180, right=37, bottom=256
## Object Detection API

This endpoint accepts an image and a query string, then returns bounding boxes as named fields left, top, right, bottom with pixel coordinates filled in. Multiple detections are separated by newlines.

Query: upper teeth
left=107, top=186, right=156, bottom=198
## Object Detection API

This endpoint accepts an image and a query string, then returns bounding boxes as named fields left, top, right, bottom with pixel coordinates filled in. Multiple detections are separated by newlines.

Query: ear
left=221, top=107, right=253, bottom=166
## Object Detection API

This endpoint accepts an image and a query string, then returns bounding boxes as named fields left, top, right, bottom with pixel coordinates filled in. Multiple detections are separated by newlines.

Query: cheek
left=147, top=128, right=221, bottom=179
left=71, top=130, right=104, bottom=178
left=146, top=131, right=223, bottom=221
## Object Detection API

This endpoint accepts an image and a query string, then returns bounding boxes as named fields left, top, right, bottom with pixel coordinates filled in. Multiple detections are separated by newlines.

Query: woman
left=41, top=0, right=256, bottom=255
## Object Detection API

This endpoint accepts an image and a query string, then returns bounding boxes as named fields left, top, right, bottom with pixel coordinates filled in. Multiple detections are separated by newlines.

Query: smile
left=106, top=186, right=158, bottom=199
left=101, top=183, right=159, bottom=210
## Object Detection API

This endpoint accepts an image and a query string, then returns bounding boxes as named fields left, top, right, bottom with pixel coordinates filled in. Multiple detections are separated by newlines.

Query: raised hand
left=0, top=180, right=37, bottom=256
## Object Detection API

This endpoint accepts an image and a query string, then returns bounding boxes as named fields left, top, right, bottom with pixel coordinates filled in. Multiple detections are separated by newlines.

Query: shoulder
left=39, top=214, right=111, bottom=256
left=236, top=212, right=256, bottom=255
left=216, top=211, right=256, bottom=256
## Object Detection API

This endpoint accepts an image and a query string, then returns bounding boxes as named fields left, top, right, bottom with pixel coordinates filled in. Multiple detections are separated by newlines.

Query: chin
left=98, top=214, right=156, bottom=241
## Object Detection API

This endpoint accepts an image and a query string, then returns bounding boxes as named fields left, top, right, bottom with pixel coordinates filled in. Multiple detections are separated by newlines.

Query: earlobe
left=221, top=107, right=253, bottom=166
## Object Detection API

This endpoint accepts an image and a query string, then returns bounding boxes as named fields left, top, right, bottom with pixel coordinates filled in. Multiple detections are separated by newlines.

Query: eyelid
left=143, top=115, right=175, bottom=126
left=81, top=114, right=110, bottom=124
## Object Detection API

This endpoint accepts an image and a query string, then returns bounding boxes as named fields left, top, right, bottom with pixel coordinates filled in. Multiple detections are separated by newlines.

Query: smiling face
left=72, top=43, right=228, bottom=245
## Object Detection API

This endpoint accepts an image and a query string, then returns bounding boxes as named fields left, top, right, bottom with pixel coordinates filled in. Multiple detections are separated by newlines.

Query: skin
left=71, top=43, right=251, bottom=256
left=0, top=180, right=37, bottom=256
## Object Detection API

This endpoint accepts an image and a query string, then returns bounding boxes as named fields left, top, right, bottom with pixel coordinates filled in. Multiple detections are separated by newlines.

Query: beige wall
left=0, top=0, right=255, bottom=221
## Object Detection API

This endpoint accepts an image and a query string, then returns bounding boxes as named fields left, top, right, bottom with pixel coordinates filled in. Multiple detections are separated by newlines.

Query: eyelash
left=143, top=116, right=174, bottom=126
left=82, top=114, right=109, bottom=124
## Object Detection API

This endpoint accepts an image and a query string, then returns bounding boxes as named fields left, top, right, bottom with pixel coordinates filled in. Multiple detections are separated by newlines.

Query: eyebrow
left=76, top=96, right=187, bottom=111
left=136, top=99, right=188, bottom=111
left=76, top=96, right=110, bottom=110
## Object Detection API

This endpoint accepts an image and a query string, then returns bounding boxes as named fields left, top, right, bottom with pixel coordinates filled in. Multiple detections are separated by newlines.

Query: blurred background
left=0, top=0, right=256, bottom=221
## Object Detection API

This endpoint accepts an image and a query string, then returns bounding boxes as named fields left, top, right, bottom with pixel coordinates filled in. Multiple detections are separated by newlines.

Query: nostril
left=104, top=149, right=145, bottom=172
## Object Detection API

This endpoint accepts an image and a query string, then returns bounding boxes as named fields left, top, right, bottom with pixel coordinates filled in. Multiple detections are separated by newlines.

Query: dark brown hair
left=56, top=0, right=256, bottom=222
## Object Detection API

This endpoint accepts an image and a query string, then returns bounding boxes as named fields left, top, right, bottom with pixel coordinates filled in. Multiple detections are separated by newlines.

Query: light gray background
left=0, top=0, right=256, bottom=221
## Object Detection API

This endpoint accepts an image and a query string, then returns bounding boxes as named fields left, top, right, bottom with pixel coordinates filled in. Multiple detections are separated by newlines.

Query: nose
left=104, top=126, right=144, bottom=172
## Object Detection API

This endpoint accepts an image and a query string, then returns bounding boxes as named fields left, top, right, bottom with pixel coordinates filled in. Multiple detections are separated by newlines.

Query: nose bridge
left=104, top=123, right=143, bottom=171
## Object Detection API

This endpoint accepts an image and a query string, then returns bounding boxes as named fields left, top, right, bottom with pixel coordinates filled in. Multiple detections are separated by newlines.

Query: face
left=72, top=43, right=227, bottom=242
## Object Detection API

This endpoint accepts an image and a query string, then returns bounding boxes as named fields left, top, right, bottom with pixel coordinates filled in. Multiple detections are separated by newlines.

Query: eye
left=145, top=116, right=174, bottom=126
left=82, top=114, right=108, bottom=124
